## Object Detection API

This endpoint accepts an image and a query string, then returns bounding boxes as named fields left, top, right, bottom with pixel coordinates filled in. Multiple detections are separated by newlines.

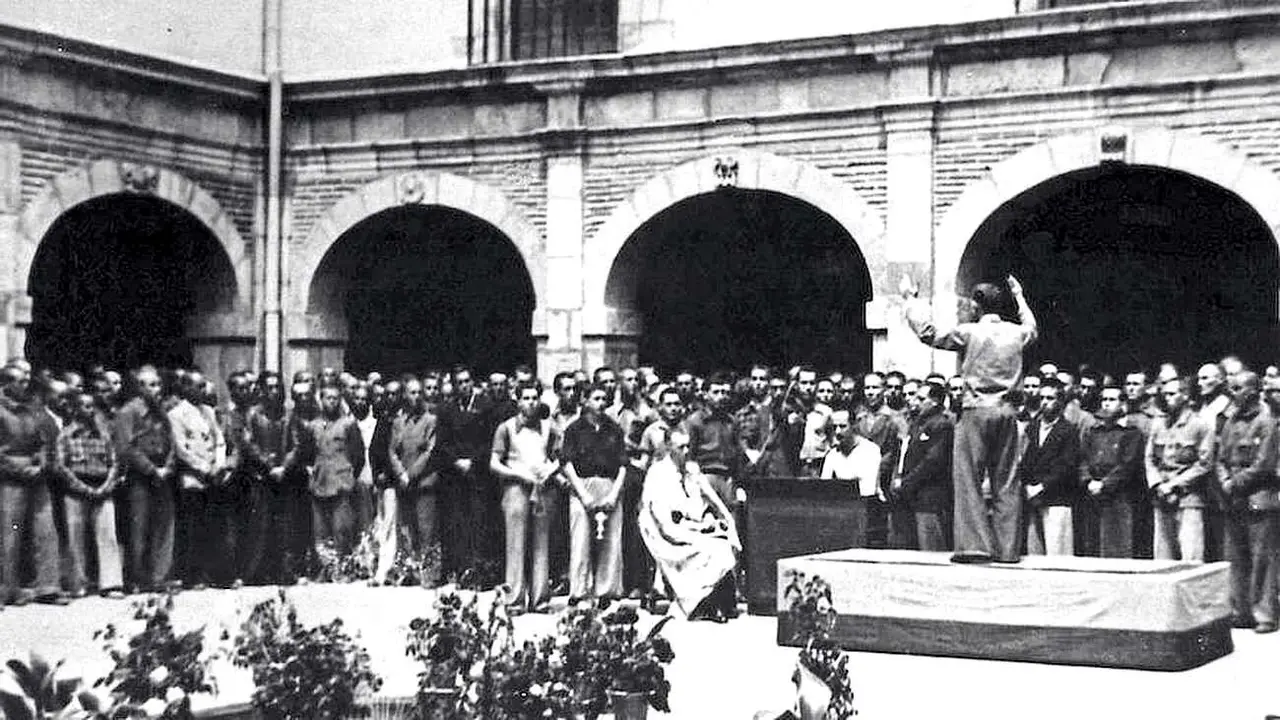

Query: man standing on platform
left=903, top=275, right=1038, bottom=564
left=1146, top=377, right=1215, bottom=561
left=1080, top=385, right=1145, bottom=558
left=1214, top=371, right=1279, bottom=633
left=893, top=382, right=954, bottom=552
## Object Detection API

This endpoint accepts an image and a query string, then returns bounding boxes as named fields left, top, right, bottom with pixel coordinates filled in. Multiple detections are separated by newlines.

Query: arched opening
left=308, top=205, right=536, bottom=375
left=606, top=188, right=873, bottom=373
left=27, top=193, right=237, bottom=372
left=958, top=165, right=1280, bottom=373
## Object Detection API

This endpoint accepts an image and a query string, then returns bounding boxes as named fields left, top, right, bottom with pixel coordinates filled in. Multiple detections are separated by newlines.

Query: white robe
left=639, top=458, right=738, bottom=617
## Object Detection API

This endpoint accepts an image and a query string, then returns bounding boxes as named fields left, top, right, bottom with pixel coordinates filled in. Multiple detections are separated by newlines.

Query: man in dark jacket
left=389, top=376, right=451, bottom=559
left=1080, top=385, right=1144, bottom=558
left=1019, top=378, right=1081, bottom=556
left=242, top=371, right=289, bottom=583
left=893, top=382, right=953, bottom=552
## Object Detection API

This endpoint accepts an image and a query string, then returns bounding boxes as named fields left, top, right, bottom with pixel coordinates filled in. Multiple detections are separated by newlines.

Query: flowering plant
left=554, top=601, right=674, bottom=716
left=477, top=636, right=574, bottom=720
left=782, top=571, right=855, bottom=720
left=232, top=589, right=382, bottom=720
left=93, top=593, right=218, bottom=720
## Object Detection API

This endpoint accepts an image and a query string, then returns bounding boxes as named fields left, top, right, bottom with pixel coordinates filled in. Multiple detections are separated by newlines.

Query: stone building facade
left=3, top=1, right=1280, bottom=384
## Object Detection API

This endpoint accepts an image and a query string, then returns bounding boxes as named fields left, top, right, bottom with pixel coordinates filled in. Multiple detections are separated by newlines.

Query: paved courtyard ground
left=0, top=584, right=1276, bottom=719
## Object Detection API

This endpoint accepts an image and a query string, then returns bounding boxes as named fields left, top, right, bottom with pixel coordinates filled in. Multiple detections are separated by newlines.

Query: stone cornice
left=0, top=22, right=265, bottom=101
left=282, top=67, right=1280, bottom=159
left=283, top=0, right=1280, bottom=103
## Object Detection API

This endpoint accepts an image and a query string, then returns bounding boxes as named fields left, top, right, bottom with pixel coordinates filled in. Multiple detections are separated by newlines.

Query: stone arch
left=934, top=126, right=1280, bottom=301
left=583, top=149, right=886, bottom=335
left=14, top=159, right=250, bottom=310
left=290, top=170, right=545, bottom=319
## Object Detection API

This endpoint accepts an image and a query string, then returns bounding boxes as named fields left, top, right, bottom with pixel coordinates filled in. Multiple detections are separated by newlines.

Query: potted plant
left=232, top=589, right=382, bottom=720
left=405, top=590, right=493, bottom=719
left=93, top=593, right=219, bottom=720
left=555, top=601, right=674, bottom=720
left=475, top=635, right=574, bottom=720
left=781, top=571, right=856, bottom=720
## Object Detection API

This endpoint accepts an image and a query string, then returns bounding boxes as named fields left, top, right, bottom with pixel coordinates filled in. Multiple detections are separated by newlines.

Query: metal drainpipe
left=262, top=0, right=284, bottom=372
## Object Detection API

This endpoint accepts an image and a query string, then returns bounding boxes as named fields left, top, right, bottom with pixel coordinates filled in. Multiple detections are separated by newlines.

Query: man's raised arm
left=1007, top=275, right=1038, bottom=345
left=901, top=276, right=965, bottom=352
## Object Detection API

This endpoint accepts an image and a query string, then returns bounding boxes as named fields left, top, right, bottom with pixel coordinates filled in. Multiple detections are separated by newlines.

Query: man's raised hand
left=899, top=274, right=918, bottom=300
left=1007, top=275, right=1024, bottom=297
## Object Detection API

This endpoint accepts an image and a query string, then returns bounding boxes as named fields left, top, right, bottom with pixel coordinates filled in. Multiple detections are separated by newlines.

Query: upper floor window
left=469, top=0, right=618, bottom=64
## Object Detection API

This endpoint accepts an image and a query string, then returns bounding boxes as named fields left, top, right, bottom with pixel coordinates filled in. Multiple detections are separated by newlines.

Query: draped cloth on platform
left=639, top=458, right=739, bottom=617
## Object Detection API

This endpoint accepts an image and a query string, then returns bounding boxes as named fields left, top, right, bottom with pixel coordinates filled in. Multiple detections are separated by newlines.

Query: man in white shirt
left=821, top=409, right=882, bottom=547
left=349, top=384, right=378, bottom=539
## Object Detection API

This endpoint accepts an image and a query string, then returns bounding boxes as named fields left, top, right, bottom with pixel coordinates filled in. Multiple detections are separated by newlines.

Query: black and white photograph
left=0, top=1, right=1278, bottom=718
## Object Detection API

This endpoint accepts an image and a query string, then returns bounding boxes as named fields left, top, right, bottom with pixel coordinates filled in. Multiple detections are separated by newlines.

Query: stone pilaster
left=537, top=83, right=587, bottom=382
left=0, top=139, right=24, bottom=361
left=880, top=103, right=945, bottom=376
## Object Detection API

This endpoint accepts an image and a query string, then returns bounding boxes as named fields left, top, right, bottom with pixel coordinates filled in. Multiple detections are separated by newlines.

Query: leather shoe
left=36, top=594, right=70, bottom=606
left=1232, top=614, right=1257, bottom=630
left=1255, top=621, right=1277, bottom=634
left=950, top=553, right=994, bottom=565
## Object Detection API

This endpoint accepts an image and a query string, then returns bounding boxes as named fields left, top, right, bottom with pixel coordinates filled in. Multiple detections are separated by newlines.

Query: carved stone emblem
left=1099, top=127, right=1129, bottom=164
left=119, top=163, right=160, bottom=193
left=714, top=157, right=739, bottom=188
left=398, top=172, right=426, bottom=204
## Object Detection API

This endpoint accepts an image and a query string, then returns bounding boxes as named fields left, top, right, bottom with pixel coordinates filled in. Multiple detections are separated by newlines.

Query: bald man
left=113, top=366, right=178, bottom=593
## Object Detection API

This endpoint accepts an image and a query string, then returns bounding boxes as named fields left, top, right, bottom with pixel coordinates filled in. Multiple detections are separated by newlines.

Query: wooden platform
left=776, top=549, right=1234, bottom=671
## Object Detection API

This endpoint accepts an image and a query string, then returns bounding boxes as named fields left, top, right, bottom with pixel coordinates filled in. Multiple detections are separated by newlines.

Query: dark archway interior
left=28, top=193, right=236, bottom=372
left=310, top=205, right=535, bottom=376
left=959, top=165, right=1279, bottom=374
left=607, top=188, right=873, bottom=374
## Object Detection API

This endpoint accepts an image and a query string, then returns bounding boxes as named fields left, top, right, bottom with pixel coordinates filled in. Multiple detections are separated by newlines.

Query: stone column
left=536, top=83, right=588, bottom=382
left=880, top=101, right=945, bottom=377
left=0, top=138, right=25, bottom=361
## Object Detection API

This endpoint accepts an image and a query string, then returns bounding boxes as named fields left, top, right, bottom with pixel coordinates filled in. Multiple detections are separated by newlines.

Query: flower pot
left=608, top=690, right=650, bottom=720
left=794, top=661, right=833, bottom=720
left=417, top=687, right=462, bottom=720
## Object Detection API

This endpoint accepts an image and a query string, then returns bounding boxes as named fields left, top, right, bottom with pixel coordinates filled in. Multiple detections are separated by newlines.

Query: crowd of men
left=0, top=347, right=1277, bottom=631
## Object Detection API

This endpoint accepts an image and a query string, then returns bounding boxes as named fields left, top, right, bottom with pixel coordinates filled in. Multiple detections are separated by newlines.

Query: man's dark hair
left=707, top=371, right=733, bottom=388
left=592, top=366, right=615, bottom=382
left=1039, top=376, right=1063, bottom=392
left=514, top=380, right=540, bottom=399
left=971, top=282, right=1003, bottom=315
left=925, top=382, right=948, bottom=405
left=885, top=370, right=906, bottom=385
left=553, top=371, right=575, bottom=393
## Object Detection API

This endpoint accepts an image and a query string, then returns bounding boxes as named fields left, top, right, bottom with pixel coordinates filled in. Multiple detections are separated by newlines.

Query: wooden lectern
left=739, top=477, right=866, bottom=615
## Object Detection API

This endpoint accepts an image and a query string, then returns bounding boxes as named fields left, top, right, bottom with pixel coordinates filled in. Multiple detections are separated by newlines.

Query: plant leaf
left=0, top=671, right=38, bottom=720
